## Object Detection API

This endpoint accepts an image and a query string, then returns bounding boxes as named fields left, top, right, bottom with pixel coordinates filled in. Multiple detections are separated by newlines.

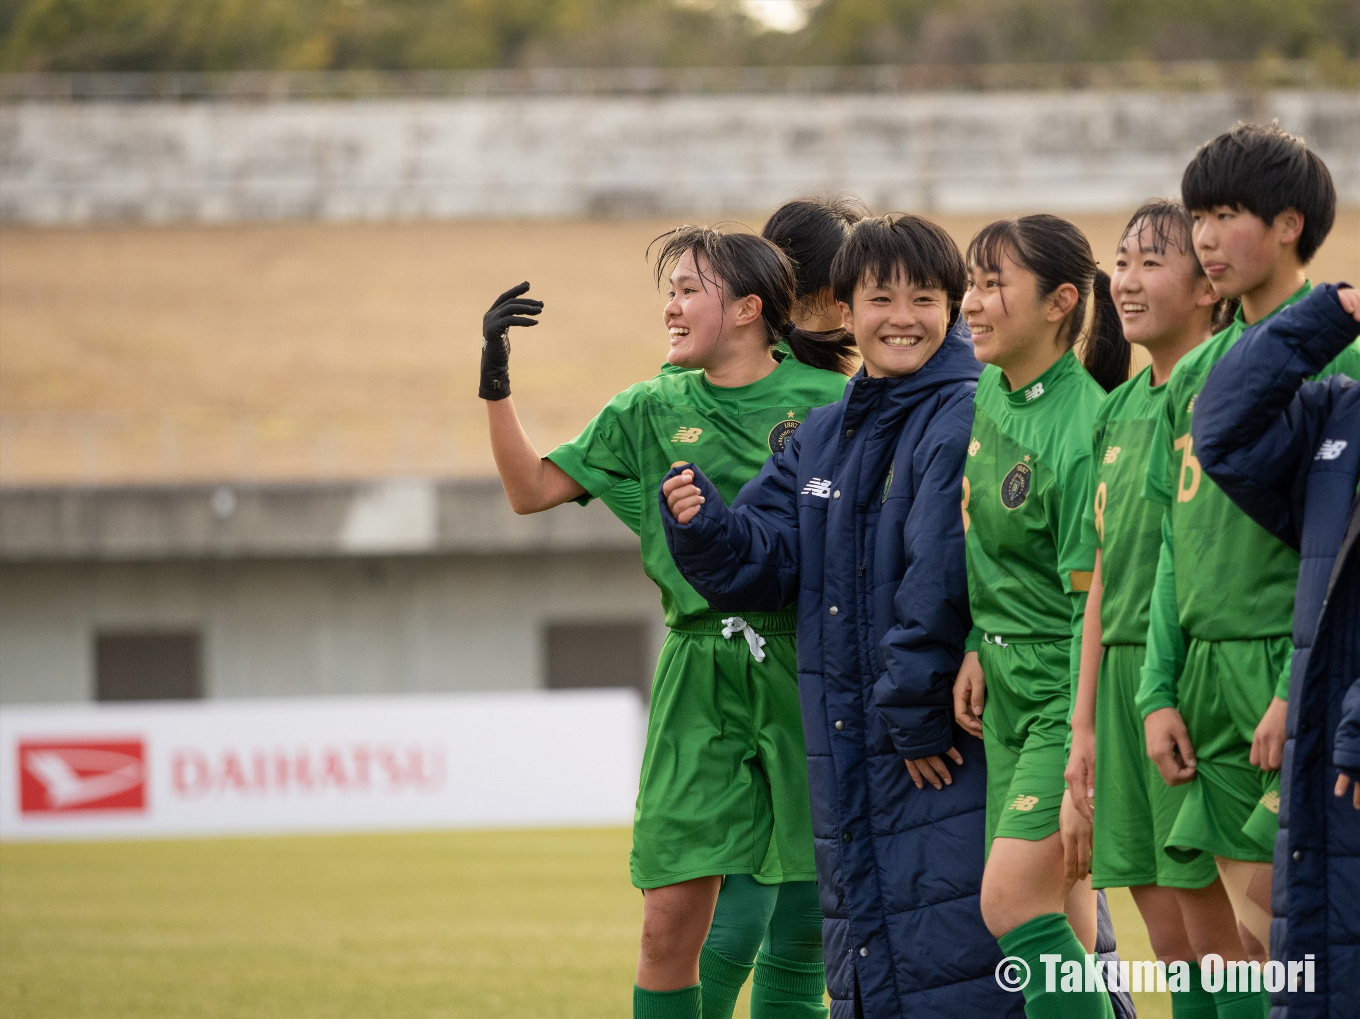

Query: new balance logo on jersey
left=1103, top=445, right=1121, bottom=464
left=1024, top=382, right=1045, bottom=401
left=1187, top=395, right=1197, bottom=414
left=968, top=438, right=981, bottom=457
left=1007, top=795, right=1039, bottom=812
left=671, top=427, right=703, bottom=443
left=802, top=478, right=833, bottom=498
left=1315, top=439, right=1348, bottom=461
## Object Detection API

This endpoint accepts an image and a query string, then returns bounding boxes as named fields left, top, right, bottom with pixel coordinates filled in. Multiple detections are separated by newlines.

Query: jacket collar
left=843, top=321, right=982, bottom=413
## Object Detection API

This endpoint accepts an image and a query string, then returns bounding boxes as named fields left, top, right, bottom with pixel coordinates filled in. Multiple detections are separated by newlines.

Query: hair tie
left=780, top=320, right=797, bottom=338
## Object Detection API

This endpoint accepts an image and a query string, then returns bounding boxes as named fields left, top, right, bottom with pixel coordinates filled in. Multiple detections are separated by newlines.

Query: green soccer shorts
left=1164, top=636, right=1288, bottom=866
left=629, top=611, right=817, bottom=890
left=980, top=638, right=1070, bottom=855
left=1092, top=644, right=1217, bottom=889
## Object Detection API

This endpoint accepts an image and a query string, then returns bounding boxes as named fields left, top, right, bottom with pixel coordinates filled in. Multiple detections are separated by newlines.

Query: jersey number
left=1093, top=481, right=1107, bottom=543
left=961, top=476, right=971, bottom=534
left=1174, top=433, right=1201, bottom=503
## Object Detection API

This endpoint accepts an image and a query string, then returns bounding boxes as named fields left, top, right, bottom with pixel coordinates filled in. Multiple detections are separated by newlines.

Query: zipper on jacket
left=858, top=558, right=866, bottom=577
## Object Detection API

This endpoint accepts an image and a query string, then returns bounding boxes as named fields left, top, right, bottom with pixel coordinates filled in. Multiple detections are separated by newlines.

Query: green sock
left=750, top=950, right=827, bottom=1018
left=1169, top=960, right=1216, bottom=1019
left=633, top=983, right=702, bottom=1019
left=700, top=945, right=753, bottom=1019
left=1211, top=986, right=1269, bottom=1019
left=996, top=913, right=1115, bottom=1019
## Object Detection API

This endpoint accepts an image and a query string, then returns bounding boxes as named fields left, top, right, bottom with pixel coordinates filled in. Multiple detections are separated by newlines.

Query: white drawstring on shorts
left=721, top=616, right=767, bottom=663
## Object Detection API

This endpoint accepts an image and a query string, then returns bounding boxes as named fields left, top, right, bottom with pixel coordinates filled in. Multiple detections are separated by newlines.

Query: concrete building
left=0, top=479, right=666, bottom=705
left=4, top=86, right=1357, bottom=224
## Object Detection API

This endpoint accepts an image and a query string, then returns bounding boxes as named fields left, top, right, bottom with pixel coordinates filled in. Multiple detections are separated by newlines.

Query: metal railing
left=2, top=59, right=1352, bottom=103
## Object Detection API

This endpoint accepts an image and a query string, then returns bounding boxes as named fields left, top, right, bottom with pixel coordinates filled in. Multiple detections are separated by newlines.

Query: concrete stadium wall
left=0, top=552, right=666, bottom=704
left=3, top=89, right=1357, bottom=223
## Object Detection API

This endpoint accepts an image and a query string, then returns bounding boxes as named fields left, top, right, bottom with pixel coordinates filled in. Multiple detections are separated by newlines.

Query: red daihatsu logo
left=19, top=739, right=147, bottom=813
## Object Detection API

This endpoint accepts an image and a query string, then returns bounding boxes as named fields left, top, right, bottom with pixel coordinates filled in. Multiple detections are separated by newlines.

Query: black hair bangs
left=1181, top=122, right=1336, bottom=263
left=831, top=214, right=967, bottom=312
left=1120, top=199, right=1196, bottom=260
left=965, top=219, right=1021, bottom=277
left=650, top=224, right=727, bottom=293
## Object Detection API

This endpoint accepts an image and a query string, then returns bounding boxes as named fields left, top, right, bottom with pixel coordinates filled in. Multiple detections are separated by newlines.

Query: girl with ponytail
left=761, top=196, right=866, bottom=375
left=477, top=222, right=849, bottom=1019
left=951, top=215, right=1130, bottom=1018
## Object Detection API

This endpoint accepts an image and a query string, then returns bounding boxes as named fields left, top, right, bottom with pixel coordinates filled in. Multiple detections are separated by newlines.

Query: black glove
left=479, top=282, right=543, bottom=400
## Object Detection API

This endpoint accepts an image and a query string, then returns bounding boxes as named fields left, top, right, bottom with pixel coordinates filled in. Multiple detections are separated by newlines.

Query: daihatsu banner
left=0, top=690, right=645, bottom=840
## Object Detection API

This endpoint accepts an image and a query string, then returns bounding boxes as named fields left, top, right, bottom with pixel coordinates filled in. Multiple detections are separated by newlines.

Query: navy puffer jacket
left=1194, top=284, right=1360, bottom=1019
left=660, top=334, right=1023, bottom=1017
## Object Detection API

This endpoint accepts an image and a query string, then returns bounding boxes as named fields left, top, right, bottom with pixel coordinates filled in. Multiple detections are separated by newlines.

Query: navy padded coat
left=659, top=334, right=1021, bottom=1017
left=1194, top=284, right=1360, bottom=1019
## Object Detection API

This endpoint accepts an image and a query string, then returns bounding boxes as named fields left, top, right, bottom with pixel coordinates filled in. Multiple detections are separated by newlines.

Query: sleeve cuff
left=965, top=626, right=983, bottom=653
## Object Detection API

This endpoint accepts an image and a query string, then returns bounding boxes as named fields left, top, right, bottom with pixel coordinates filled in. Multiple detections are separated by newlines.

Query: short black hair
left=830, top=214, right=968, bottom=325
left=761, top=196, right=868, bottom=299
left=1181, top=122, right=1336, bottom=264
left=1120, top=199, right=1238, bottom=331
left=1120, top=199, right=1197, bottom=264
left=650, top=224, right=856, bottom=374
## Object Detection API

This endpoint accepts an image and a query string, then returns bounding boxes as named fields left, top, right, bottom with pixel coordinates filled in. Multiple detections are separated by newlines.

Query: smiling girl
left=1064, top=201, right=1237, bottom=1018
left=477, top=225, right=851, bottom=1019
left=951, top=214, right=1130, bottom=1019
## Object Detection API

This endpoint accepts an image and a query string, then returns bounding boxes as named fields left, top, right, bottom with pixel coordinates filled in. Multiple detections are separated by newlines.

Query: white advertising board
left=0, top=690, right=645, bottom=840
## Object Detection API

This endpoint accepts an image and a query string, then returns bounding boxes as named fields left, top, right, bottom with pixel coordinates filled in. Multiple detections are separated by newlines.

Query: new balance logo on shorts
left=671, top=427, right=703, bottom=443
left=1008, top=795, right=1039, bottom=812
left=1315, top=439, right=1348, bottom=460
left=801, top=478, right=832, bottom=498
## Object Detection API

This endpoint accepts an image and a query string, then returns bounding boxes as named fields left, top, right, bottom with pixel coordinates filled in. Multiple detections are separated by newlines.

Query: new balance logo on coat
left=801, top=478, right=833, bottom=498
left=1315, top=439, right=1348, bottom=461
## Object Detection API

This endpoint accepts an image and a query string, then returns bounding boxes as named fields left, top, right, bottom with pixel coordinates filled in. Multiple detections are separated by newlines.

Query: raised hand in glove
left=480, top=282, right=543, bottom=400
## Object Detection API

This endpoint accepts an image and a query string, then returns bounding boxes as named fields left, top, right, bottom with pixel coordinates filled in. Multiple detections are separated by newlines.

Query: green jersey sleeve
left=597, top=481, right=643, bottom=536
left=1137, top=514, right=1186, bottom=718
left=546, top=387, right=644, bottom=504
left=1142, top=386, right=1176, bottom=507
left=1081, top=417, right=1106, bottom=553
left=1316, top=337, right=1360, bottom=380
left=1049, top=448, right=1097, bottom=709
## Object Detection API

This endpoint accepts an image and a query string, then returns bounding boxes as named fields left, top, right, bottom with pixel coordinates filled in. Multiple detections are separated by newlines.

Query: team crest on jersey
left=768, top=418, right=800, bottom=454
left=1103, top=445, right=1121, bottom=464
left=671, top=427, right=703, bottom=444
left=1001, top=462, right=1032, bottom=509
left=881, top=464, right=894, bottom=502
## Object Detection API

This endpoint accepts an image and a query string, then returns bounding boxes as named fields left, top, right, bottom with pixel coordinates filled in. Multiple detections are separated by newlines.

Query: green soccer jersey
left=1138, top=282, right=1360, bottom=714
left=1083, top=365, right=1170, bottom=646
left=964, top=350, right=1107, bottom=660
left=548, top=353, right=849, bottom=628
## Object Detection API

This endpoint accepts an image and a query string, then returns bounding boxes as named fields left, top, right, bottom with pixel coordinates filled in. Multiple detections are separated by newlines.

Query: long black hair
left=1120, top=199, right=1238, bottom=332
left=967, top=214, right=1130, bottom=392
left=762, top=196, right=868, bottom=300
left=649, top=224, right=855, bottom=375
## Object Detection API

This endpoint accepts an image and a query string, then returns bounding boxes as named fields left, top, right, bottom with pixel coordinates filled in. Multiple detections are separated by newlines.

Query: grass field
left=0, top=827, right=1172, bottom=1019
left=2, top=211, right=1357, bottom=485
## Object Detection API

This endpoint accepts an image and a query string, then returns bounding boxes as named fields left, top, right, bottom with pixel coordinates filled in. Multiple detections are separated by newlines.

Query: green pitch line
left=0, top=828, right=1168, bottom=1019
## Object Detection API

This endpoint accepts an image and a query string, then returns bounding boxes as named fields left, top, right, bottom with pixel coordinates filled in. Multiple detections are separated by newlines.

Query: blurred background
left=0, top=2, right=1357, bottom=1017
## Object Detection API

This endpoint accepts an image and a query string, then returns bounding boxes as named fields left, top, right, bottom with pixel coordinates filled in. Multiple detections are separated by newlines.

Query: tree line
left=3, top=0, right=1356, bottom=73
